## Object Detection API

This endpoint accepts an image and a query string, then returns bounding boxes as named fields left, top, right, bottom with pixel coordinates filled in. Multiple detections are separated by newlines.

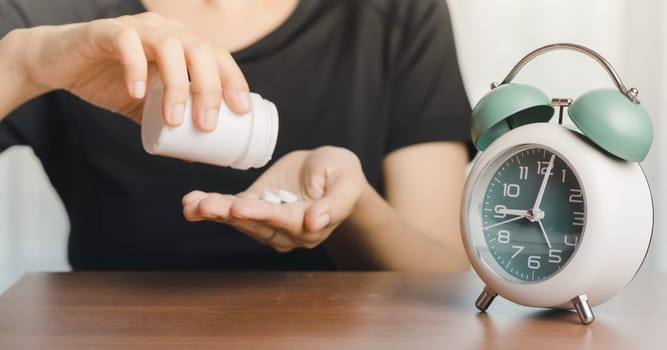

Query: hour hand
left=496, top=208, right=529, bottom=217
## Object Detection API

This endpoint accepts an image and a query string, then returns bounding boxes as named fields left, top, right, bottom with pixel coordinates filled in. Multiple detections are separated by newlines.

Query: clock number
left=561, top=169, right=567, bottom=183
left=493, top=205, right=507, bottom=218
left=497, top=230, right=510, bottom=244
left=527, top=255, right=541, bottom=270
left=502, top=183, right=520, bottom=198
left=569, top=189, right=583, bottom=203
left=572, top=211, right=584, bottom=226
left=564, top=234, right=579, bottom=247
left=511, top=245, right=524, bottom=259
left=536, top=161, right=553, bottom=175
left=548, top=249, right=562, bottom=264
left=519, top=166, right=529, bottom=180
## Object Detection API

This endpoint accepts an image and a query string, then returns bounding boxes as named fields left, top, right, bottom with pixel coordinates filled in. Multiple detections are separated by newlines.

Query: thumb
left=304, top=175, right=363, bottom=233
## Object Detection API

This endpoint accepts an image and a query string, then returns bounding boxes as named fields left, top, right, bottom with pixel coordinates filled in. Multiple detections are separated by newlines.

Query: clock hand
left=495, top=208, right=530, bottom=217
left=483, top=215, right=525, bottom=230
left=532, top=154, right=556, bottom=211
left=537, top=218, right=553, bottom=249
left=497, top=207, right=547, bottom=223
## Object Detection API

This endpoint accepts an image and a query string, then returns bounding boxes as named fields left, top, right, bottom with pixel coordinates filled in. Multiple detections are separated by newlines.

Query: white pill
left=277, top=190, right=299, bottom=203
left=261, top=191, right=282, bottom=204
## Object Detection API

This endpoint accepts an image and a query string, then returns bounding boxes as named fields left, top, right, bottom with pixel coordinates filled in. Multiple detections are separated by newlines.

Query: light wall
left=0, top=148, right=70, bottom=293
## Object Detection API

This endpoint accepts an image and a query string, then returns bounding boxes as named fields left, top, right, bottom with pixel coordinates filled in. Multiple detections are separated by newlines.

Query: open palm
left=182, top=146, right=367, bottom=252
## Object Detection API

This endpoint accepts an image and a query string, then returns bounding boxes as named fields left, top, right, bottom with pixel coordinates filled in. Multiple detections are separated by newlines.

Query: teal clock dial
left=481, top=146, right=585, bottom=282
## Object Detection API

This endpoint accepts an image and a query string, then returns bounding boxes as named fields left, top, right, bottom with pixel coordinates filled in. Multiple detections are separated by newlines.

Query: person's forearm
left=325, top=182, right=470, bottom=272
left=0, top=29, right=48, bottom=120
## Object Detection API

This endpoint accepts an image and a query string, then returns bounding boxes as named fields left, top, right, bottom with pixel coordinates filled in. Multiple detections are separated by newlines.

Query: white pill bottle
left=141, top=81, right=279, bottom=170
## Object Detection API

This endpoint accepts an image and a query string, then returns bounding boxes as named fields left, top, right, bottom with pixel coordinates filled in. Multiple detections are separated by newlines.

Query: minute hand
left=532, top=154, right=556, bottom=211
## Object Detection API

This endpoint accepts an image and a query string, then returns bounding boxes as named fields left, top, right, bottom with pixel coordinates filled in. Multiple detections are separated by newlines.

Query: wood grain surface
left=0, top=271, right=664, bottom=349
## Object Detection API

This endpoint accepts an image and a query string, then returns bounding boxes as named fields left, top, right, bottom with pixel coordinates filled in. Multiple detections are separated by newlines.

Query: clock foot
left=572, top=294, right=595, bottom=325
left=475, top=286, right=498, bottom=311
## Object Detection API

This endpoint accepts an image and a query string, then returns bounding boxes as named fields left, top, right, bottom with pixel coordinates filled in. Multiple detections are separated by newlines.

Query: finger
left=228, top=219, right=296, bottom=253
left=233, top=200, right=326, bottom=247
left=268, top=233, right=298, bottom=253
left=109, top=28, right=148, bottom=99
left=182, top=190, right=209, bottom=207
left=301, top=147, right=363, bottom=232
left=236, top=191, right=262, bottom=200
left=197, top=193, right=237, bottom=220
left=304, top=176, right=361, bottom=233
left=301, top=168, right=326, bottom=201
left=230, top=198, right=307, bottom=235
left=184, top=41, right=222, bottom=131
left=145, top=34, right=190, bottom=127
left=181, top=194, right=297, bottom=251
left=215, top=49, right=251, bottom=115
left=300, top=149, right=330, bottom=201
left=230, top=200, right=326, bottom=247
left=183, top=193, right=235, bottom=221
left=182, top=192, right=301, bottom=251
left=304, top=198, right=332, bottom=233
left=182, top=200, right=204, bottom=221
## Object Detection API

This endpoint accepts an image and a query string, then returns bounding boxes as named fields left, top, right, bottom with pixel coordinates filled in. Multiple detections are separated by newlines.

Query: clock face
left=478, top=145, right=585, bottom=283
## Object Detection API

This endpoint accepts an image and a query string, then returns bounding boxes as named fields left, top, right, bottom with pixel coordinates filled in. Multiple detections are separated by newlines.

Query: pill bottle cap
left=231, top=94, right=279, bottom=169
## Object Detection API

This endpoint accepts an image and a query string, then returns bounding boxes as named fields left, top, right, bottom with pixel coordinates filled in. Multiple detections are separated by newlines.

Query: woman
left=0, top=0, right=471, bottom=271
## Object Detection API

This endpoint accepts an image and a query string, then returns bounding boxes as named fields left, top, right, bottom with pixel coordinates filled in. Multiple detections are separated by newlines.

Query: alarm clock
left=460, top=43, right=654, bottom=325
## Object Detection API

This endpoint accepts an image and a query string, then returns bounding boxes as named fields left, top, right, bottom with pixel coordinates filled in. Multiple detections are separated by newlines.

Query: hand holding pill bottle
left=141, top=80, right=279, bottom=169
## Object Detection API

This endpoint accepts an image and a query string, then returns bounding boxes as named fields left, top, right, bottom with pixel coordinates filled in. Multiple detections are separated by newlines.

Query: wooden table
left=0, top=271, right=664, bottom=349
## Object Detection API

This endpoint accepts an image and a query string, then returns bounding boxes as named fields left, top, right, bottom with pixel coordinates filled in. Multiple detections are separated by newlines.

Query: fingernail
left=205, top=108, right=219, bottom=130
left=132, top=80, right=146, bottom=99
left=238, top=91, right=251, bottom=113
left=313, top=214, right=330, bottom=231
left=171, top=103, right=185, bottom=126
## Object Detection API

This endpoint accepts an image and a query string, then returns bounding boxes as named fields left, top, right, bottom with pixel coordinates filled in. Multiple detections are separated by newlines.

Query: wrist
left=1, top=29, right=49, bottom=110
left=326, top=181, right=388, bottom=269
left=10, top=28, right=50, bottom=96
left=345, top=181, right=386, bottom=232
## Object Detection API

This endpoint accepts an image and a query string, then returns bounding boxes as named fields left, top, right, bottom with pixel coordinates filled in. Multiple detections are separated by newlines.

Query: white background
left=1, top=0, right=665, bottom=292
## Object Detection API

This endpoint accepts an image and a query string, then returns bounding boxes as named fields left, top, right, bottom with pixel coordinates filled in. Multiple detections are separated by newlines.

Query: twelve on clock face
left=479, top=146, right=585, bottom=283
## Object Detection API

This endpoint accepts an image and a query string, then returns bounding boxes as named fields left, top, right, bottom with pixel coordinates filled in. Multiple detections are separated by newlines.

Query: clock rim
left=461, top=123, right=653, bottom=308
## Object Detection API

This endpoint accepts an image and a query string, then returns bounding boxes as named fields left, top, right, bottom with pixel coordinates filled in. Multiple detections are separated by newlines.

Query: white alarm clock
left=460, top=43, right=654, bottom=325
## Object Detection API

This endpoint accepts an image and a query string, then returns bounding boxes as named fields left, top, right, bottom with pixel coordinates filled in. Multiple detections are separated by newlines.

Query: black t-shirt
left=0, top=0, right=471, bottom=270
